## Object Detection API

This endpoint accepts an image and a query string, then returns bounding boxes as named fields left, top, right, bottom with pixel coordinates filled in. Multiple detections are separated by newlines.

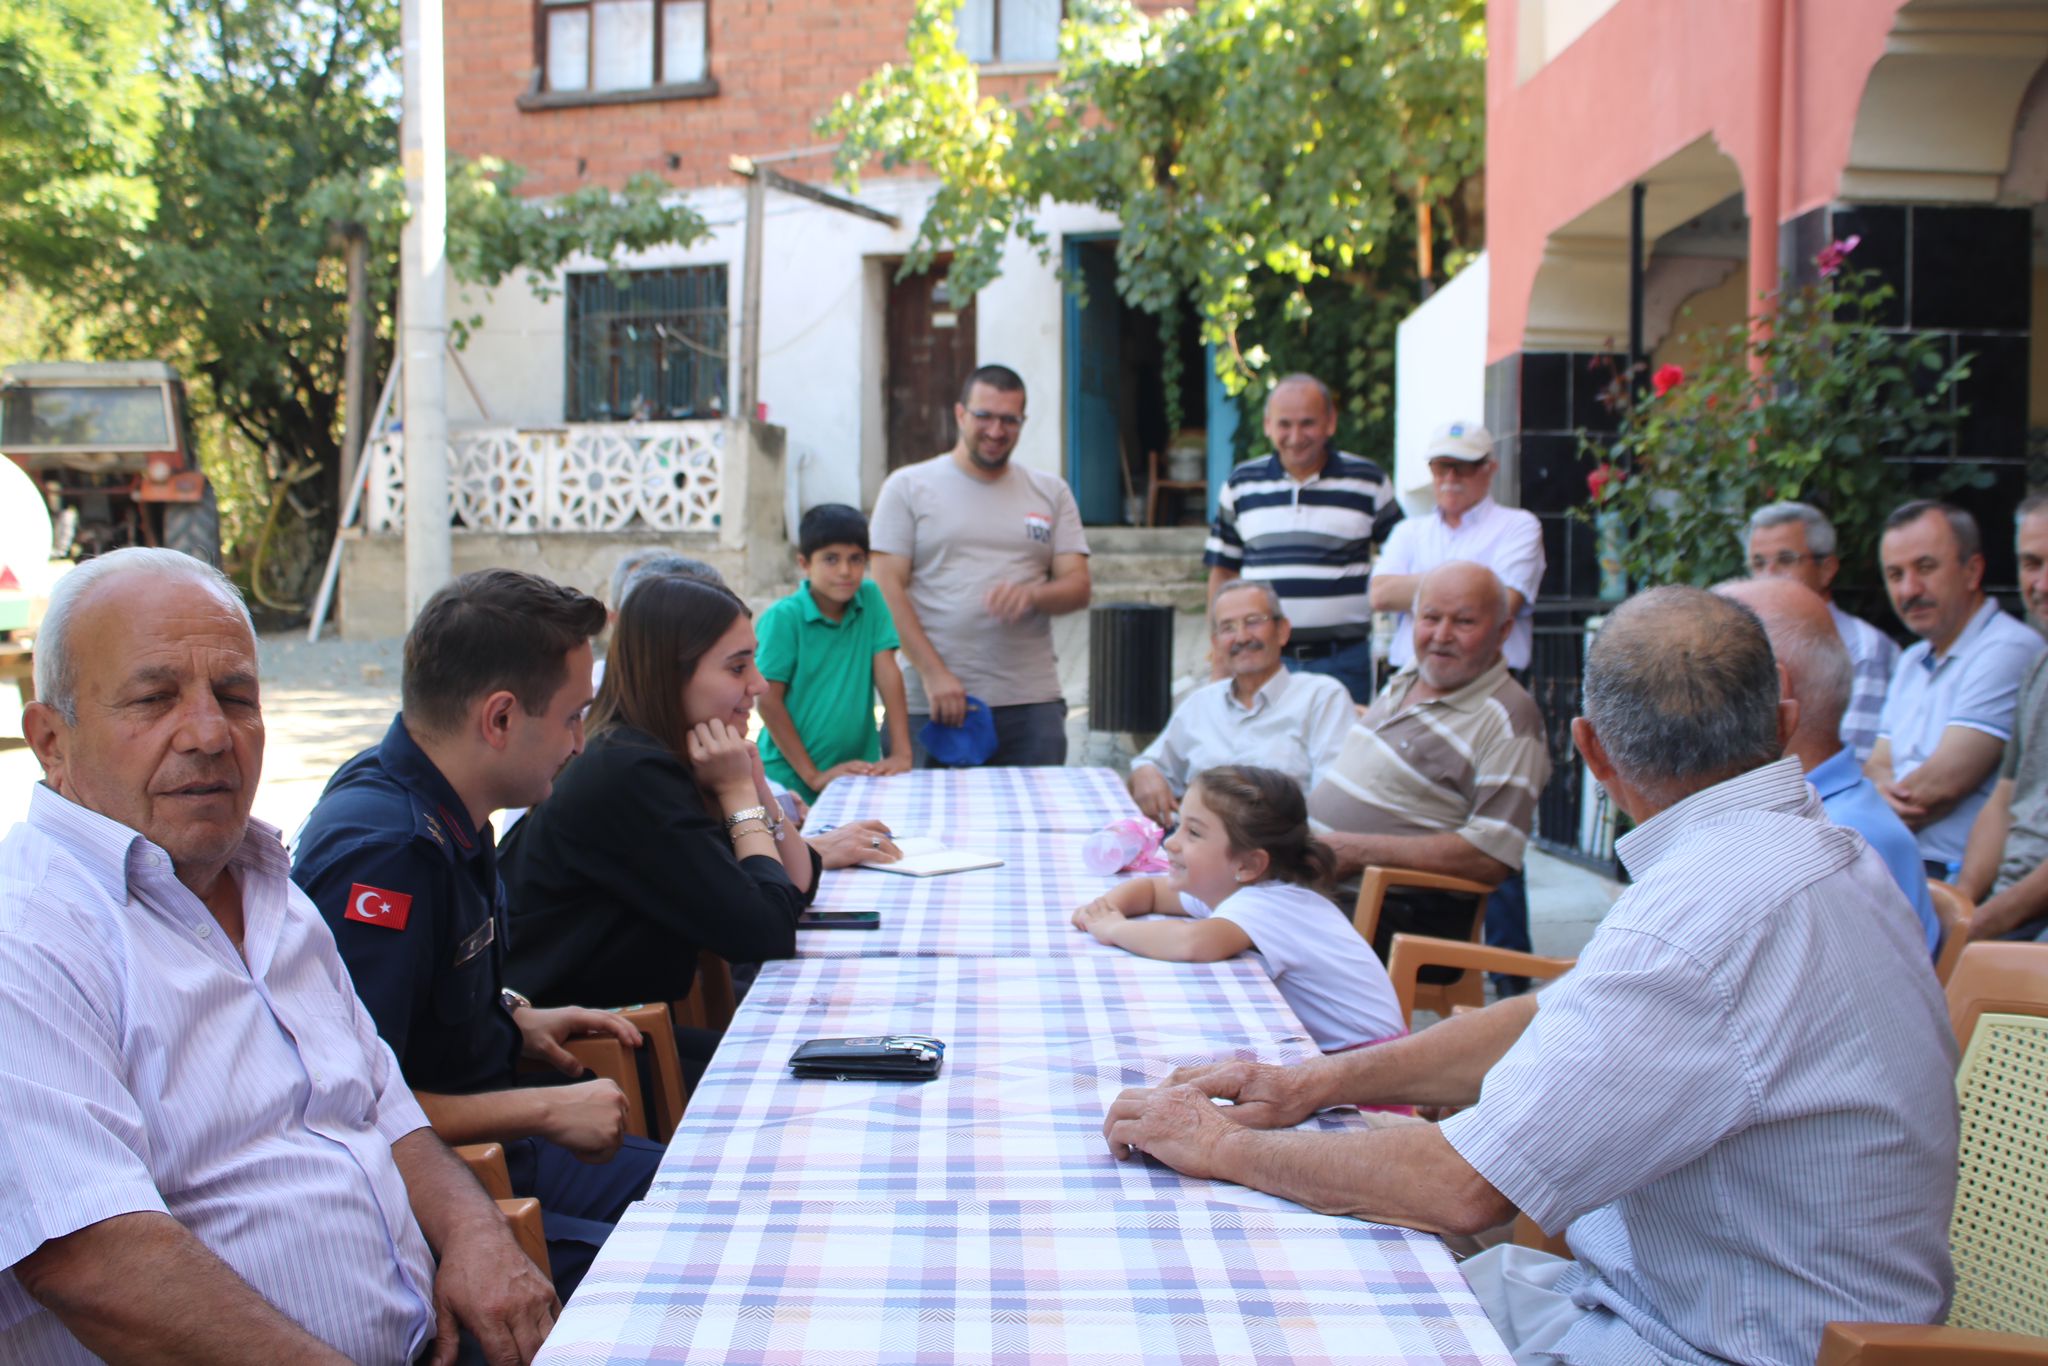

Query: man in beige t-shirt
left=869, top=364, right=1091, bottom=766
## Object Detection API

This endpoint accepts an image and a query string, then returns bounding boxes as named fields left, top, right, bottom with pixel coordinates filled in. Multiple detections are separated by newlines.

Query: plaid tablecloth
left=644, top=955, right=1355, bottom=1206
left=803, top=765, right=1142, bottom=836
left=801, top=829, right=1138, bottom=958
left=538, top=1198, right=1512, bottom=1365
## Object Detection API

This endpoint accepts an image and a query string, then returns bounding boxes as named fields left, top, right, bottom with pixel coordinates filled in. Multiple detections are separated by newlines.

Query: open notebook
left=859, top=836, right=1004, bottom=878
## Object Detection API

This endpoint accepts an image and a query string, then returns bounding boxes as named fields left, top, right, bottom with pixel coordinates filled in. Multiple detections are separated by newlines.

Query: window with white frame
left=542, top=0, right=707, bottom=94
left=956, top=0, right=1061, bottom=66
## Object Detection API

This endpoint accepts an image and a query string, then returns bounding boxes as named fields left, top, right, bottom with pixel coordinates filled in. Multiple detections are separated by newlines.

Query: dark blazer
left=501, top=723, right=819, bottom=1006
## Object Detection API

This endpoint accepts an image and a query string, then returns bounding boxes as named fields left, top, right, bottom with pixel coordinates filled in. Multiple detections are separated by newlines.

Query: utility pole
left=400, top=0, right=451, bottom=618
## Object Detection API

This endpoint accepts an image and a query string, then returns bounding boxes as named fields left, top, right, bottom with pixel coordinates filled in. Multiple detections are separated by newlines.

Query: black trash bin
left=1089, top=602, right=1175, bottom=734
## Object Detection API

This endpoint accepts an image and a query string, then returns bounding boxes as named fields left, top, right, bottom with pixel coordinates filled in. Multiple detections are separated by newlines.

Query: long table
left=540, top=768, right=1511, bottom=1365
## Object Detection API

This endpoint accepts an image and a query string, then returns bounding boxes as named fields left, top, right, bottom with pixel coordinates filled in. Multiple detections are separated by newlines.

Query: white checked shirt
left=1376, top=496, right=1545, bottom=670
left=1830, top=603, right=1898, bottom=763
left=1442, top=759, right=1958, bottom=1366
left=1131, top=668, right=1355, bottom=796
left=0, top=785, right=437, bottom=1364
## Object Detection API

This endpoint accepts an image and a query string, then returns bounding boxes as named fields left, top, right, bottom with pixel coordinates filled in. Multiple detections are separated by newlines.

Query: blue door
left=1063, top=237, right=1123, bottom=525
left=1204, top=342, right=1240, bottom=522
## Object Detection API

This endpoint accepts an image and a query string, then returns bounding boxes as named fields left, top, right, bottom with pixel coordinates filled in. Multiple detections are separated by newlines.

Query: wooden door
left=884, top=258, right=977, bottom=470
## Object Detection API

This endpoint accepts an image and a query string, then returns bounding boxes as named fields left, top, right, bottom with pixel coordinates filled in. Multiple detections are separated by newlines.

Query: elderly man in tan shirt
left=1307, top=561, right=1551, bottom=956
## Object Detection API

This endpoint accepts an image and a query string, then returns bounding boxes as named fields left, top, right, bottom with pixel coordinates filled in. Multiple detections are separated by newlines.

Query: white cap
left=1425, top=421, right=1494, bottom=462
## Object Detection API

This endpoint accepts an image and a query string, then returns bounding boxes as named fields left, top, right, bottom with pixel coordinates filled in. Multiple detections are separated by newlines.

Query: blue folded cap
left=919, top=696, right=998, bottom=766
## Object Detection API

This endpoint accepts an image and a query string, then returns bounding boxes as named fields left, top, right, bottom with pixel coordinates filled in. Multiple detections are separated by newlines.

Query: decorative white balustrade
left=364, top=421, right=724, bottom=534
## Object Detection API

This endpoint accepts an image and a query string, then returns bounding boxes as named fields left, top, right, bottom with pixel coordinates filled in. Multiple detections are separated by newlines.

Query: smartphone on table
left=798, top=910, right=881, bottom=930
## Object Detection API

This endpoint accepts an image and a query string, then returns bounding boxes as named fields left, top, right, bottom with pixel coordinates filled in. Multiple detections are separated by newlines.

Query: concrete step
left=1089, top=579, right=1209, bottom=612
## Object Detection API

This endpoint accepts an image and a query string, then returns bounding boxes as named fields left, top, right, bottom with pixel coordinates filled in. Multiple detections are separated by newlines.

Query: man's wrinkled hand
left=428, top=1218, right=559, bottom=1366
left=1162, top=1058, right=1321, bottom=1130
left=540, top=1079, right=630, bottom=1163
left=514, top=1005, right=642, bottom=1075
left=1101, top=1083, right=1241, bottom=1180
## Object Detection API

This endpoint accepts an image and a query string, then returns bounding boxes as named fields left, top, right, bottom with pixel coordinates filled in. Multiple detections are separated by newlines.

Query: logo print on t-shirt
left=1024, top=512, right=1052, bottom=545
left=344, top=884, right=413, bottom=931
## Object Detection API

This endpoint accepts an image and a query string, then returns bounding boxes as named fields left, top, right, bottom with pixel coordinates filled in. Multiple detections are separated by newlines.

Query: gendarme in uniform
left=293, top=715, right=519, bottom=1093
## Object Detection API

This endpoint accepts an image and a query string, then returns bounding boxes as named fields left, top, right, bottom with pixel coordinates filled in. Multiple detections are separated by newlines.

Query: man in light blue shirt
left=1719, top=578, right=1940, bottom=956
left=1870, top=500, right=2045, bottom=873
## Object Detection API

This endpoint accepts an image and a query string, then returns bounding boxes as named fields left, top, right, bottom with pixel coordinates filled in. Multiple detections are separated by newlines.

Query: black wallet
left=788, top=1035, right=945, bottom=1081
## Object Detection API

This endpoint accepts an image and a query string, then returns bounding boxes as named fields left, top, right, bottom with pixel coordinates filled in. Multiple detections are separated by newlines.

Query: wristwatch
left=500, top=987, right=531, bottom=1015
left=724, top=805, right=770, bottom=831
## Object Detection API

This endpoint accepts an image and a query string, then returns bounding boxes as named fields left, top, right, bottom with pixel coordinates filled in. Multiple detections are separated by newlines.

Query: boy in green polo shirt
left=757, top=503, right=914, bottom=802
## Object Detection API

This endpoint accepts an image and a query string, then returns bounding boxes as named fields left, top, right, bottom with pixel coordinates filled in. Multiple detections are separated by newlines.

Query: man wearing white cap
left=1370, top=422, right=1544, bottom=673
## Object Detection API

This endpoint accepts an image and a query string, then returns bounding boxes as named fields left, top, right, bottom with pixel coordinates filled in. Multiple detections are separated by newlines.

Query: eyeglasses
left=965, top=408, right=1026, bottom=429
left=1211, top=612, right=1275, bottom=639
left=1749, top=551, right=1817, bottom=572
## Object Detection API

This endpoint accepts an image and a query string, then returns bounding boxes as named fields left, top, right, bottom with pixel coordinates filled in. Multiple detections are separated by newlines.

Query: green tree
left=0, top=0, right=163, bottom=287
left=19, top=0, right=707, bottom=602
left=823, top=0, right=1484, bottom=454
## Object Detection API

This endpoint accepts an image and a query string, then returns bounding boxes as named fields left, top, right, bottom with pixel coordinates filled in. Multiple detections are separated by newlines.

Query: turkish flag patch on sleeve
left=344, top=884, right=413, bottom=931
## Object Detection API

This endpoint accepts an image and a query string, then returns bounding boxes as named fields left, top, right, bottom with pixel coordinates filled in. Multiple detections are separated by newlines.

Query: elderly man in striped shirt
left=1304, top=561, right=1550, bottom=958
left=1, top=549, right=557, bottom=1365
left=1106, top=585, right=1959, bottom=1366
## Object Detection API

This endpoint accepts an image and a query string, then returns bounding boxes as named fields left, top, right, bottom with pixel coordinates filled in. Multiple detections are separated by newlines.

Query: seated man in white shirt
left=1127, top=580, right=1355, bottom=826
left=1, top=548, right=555, bottom=1364
left=1103, top=586, right=1958, bottom=1366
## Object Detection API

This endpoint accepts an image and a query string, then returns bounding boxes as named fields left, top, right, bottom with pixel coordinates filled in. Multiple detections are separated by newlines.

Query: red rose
left=1652, top=364, right=1684, bottom=396
left=1588, top=464, right=1623, bottom=501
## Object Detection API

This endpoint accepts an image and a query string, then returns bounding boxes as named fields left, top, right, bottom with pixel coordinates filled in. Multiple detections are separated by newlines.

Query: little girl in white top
left=1071, top=764, right=1406, bottom=1052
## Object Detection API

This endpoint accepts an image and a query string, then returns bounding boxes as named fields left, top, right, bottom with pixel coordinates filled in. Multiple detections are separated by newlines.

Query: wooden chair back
left=1384, top=933, right=1575, bottom=1027
left=562, top=1033, right=650, bottom=1139
left=615, top=1001, right=689, bottom=1140
left=1927, top=880, right=1975, bottom=986
left=1353, top=866, right=1494, bottom=1016
left=673, top=951, right=737, bottom=1033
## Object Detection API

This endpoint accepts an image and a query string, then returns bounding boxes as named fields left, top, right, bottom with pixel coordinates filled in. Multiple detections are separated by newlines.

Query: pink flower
left=1588, top=464, right=1624, bottom=502
left=1652, top=364, right=1684, bottom=396
left=1816, top=234, right=1862, bottom=278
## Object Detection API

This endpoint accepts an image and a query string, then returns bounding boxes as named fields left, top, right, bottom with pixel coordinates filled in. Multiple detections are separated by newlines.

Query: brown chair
left=561, top=1032, right=650, bottom=1140
left=1384, top=933, right=1575, bottom=1027
left=1817, top=942, right=2048, bottom=1363
left=1145, top=447, right=1207, bottom=527
left=672, top=951, right=737, bottom=1034
left=1353, top=867, right=1495, bottom=1017
left=1928, top=880, right=1976, bottom=987
left=1385, top=932, right=1579, bottom=1260
left=454, top=1143, right=549, bottom=1274
left=614, top=1001, right=689, bottom=1141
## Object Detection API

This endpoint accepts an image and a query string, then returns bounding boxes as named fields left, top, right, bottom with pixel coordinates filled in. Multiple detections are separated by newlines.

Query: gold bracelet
left=727, top=818, right=772, bottom=840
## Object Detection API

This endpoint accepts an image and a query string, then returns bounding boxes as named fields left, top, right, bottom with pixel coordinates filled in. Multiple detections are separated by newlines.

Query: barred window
left=565, top=266, right=728, bottom=422
left=542, top=0, right=707, bottom=94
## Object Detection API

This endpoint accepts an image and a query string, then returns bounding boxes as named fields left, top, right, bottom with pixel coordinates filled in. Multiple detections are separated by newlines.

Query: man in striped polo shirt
left=1204, top=373, right=1403, bottom=703
left=1305, top=561, right=1550, bottom=955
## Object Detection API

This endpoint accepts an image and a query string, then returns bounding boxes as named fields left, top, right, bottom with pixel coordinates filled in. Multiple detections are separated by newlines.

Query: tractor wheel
left=162, top=481, right=222, bottom=567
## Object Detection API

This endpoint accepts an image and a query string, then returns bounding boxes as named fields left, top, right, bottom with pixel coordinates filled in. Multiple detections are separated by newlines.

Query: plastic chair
left=1817, top=942, right=2048, bottom=1363
left=560, top=1032, right=650, bottom=1139
left=1928, top=880, right=1975, bottom=987
left=1353, top=867, right=1495, bottom=1017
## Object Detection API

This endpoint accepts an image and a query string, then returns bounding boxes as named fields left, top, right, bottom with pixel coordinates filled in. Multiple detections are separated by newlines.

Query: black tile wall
left=1910, top=207, right=2032, bottom=332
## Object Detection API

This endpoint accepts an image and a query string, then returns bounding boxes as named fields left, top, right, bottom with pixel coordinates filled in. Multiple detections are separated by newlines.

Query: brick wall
left=446, top=0, right=1174, bottom=198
